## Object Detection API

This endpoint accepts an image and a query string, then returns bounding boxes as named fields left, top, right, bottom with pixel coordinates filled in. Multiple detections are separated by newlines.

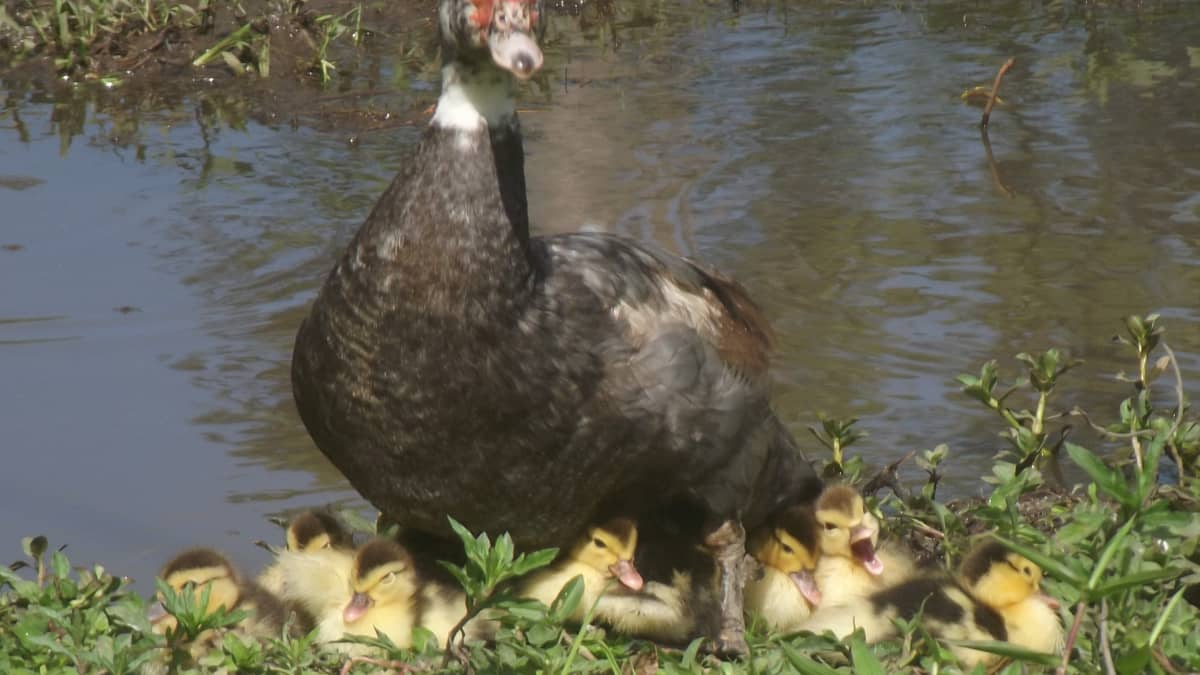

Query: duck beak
left=343, top=592, right=372, bottom=624
left=789, top=569, right=822, bottom=606
left=849, top=524, right=884, bottom=576
left=609, top=559, right=644, bottom=592
left=488, top=0, right=543, bottom=79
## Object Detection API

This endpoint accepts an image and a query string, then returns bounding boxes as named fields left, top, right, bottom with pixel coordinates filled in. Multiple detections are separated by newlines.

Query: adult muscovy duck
left=291, top=0, right=821, bottom=653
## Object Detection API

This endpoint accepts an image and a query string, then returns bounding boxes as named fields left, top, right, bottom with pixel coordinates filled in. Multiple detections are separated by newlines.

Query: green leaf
left=1066, top=443, right=1133, bottom=507
left=510, top=548, right=558, bottom=577
left=781, top=644, right=841, bottom=675
left=1087, top=516, right=1137, bottom=591
left=1149, top=587, right=1187, bottom=646
left=548, top=575, right=584, bottom=623
left=22, top=535, right=48, bottom=560
left=990, top=536, right=1083, bottom=586
left=949, top=640, right=1060, bottom=666
left=1115, top=645, right=1152, bottom=675
left=848, top=632, right=886, bottom=675
left=50, top=551, right=70, bottom=580
left=1091, top=567, right=1185, bottom=597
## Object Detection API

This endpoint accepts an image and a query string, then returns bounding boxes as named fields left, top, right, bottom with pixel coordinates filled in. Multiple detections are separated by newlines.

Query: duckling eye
left=781, top=543, right=795, bottom=554
left=822, top=522, right=838, bottom=531
left=1023, top=565, right=1033, bottom=576
left=593, top=538, right=607, bottom=549
left=381, top=572, right=396, bottom=584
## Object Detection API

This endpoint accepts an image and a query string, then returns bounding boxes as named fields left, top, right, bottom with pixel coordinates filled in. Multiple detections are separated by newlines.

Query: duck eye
left=593, top=538, right=607, bottom=549
left=781, top=544, right=794, bottom=554
left=382, top=572, right=396, bottom=584
left=1024, top=566, right=1032, bottom=576
left=823, top=522, right=838, bottom=531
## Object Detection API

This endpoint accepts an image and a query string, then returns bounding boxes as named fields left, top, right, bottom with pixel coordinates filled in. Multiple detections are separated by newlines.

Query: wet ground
left=2, top=0, right=1199, bottom=589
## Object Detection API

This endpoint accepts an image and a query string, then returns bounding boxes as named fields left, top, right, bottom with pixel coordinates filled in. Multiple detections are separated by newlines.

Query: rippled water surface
left=2, top=0, right=1199, bottom=587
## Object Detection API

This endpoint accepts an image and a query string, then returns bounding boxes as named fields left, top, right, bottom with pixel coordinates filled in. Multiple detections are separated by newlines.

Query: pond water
left=2, top=0, right=1199, bottom=590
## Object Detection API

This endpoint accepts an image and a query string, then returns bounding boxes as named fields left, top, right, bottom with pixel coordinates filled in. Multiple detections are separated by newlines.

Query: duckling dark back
left=289, top=510, right=353, bottom=551
left=355, top=538, right=415, bottom=579
left=161, top=548, right=234, bottom=580
left=959, top=540, right=1012, bottom=586
left=772, top=504, right=819, bottom=553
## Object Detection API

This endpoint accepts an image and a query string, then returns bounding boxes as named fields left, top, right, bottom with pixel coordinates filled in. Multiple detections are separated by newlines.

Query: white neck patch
left=431, top=63, right=516, bottom=132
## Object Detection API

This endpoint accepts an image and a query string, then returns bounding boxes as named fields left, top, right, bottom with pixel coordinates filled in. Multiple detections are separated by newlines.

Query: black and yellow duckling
left=520, top=518, right=645, bottom=624
left=315, top=538, right=421, bottom=653
left=149, top=548, right=311, bottom=642
left=258, top=509, right=355, bottom=599
left=799, top=539, right=1063, bottom=667
left=811, top=485, right=916, bottom=608
left=745, top=504, right=822, bottom=632
left=960, top=540, right=1064, bottom=657
left=587, top=510, right=721, bottom=645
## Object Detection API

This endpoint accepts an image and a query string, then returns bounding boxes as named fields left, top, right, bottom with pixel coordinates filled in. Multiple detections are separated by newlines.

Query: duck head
left=440, top=0, right=545, bottom=79
left=752, top=505, right=822, bottom=605
left=961, top=540, right=1061, bottom=611
left=571, top=518, right=645, bottom=592
left=344, top=538, right=419, bottom=625
left=286, top=510, right=354, bottom=553
left=815, top=485, right=884, bottom=576
left=148, top=548, right=242, bottom=635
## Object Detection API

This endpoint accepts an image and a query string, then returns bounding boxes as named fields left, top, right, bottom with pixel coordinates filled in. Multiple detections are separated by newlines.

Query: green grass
left=0, top=0, right=365, bottom=81
left=3, top=313, right=1199, bottom=673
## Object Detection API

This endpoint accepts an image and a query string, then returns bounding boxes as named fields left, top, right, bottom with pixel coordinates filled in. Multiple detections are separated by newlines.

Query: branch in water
left=982, top=58, right=1015, bottom=127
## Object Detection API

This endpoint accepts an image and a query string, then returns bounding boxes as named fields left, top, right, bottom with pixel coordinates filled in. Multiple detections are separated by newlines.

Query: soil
left=1, top=0, right=445, bottom=134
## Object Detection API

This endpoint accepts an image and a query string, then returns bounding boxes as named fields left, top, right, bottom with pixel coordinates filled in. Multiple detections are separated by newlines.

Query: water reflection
left=1, top=0, right=1199, bottom=587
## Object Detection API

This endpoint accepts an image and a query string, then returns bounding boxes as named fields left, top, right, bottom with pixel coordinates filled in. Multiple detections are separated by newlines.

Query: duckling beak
left=849, top=525, right=884, bottom=576
left=343, top=592, right=373, bottom=624
left=146, top=599, right=169, bottom=624
left=609, top=559, right=644, bottom=592
left=488, top=0, right=543, bottom=79
left=789, top=570, right=822, bottom=606
left=1037, top=591, right=1061, bottom=610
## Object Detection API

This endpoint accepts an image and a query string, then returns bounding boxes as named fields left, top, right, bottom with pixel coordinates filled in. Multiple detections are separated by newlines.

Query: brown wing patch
left=684, top=259, right=773, bottom=376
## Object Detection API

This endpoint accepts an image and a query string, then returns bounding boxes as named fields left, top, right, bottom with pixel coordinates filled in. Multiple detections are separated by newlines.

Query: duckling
left=315, top=538, right=421, bottom=653
left=959, top=540, right=1064, bottom=656
left=745, top=504, right=822, bottom=632
left=149, top=548, right=311, bottom=642
left=798, top=539, right=1063, bottom=667
left=258, top=509, right=355, bottom=599
left=587, top=510, right=721, bottom=645
left=811, top=485, right=916, bottom=608
left=520, top=518, right=645, bottom=624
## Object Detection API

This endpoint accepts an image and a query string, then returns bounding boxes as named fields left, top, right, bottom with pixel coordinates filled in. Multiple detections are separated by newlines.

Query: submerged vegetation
left=2, top=313, right=1198, bottom=673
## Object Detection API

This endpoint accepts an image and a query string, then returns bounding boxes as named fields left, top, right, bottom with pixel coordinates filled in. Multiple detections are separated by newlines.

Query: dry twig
left=982, top=58, right=1015, bottom=127
left=860, top=449, right=917, bottom=500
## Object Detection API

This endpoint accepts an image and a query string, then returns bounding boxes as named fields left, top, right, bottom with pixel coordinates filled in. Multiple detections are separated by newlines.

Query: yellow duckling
left=520, top=518, right=645, bottom=624
left=798, top=539, right=1063, bottom=667
left=316, top=538, right=421, bottom=653
left=959, top=539, right=1064, bottom=657
left=149, top=547, right=311, bottom=641
left=811, top=485, right=916, bottom=608
left=745, top=504, right=822, bottom=632
left=588, top=514, right=721, bottom=645
left=258, top=509, right=355, bottom=599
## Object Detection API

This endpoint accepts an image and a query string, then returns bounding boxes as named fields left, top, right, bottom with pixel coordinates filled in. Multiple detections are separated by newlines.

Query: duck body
left=290, top=0, right=820, bottom=651
left=800, top=539, right=1063, bottom=667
